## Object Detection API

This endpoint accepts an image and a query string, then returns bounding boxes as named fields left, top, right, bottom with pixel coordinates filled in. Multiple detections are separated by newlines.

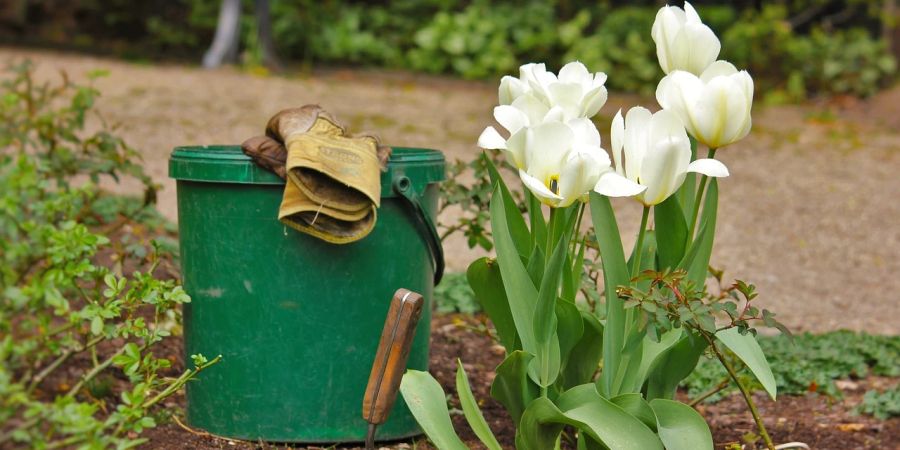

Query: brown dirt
left=1, top=47, right=897, bottom=334
left=141, top=314, right=900, bottom=450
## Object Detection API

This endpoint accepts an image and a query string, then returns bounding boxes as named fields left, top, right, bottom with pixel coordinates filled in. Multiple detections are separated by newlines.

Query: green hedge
left=2, top=0, right=896, bottom=98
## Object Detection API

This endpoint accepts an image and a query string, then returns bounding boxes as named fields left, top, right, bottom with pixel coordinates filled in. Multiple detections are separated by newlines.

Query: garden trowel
left=362, top=288, right=424, bottom=450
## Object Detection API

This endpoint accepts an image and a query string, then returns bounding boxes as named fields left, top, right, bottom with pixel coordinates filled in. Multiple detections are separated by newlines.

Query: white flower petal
left=640, top=136, right=692, bottom=206
left=477, top=126, right=507, bottom=150
left=559, top=61, right=591, bottom=84
left=610, top=109, right=625, bottom=173
left=494, top=105, right=529, bottom=134
left=499, top=75, right=528, bottom=105
left=687, top=158, right=729, bottom=177
left=581, top=85, right=608, bottom=118
left=594, top=171, right=647, bottom=198
left=557, top=150, right=602, bottom=207
left=523, top=121, right=574, bottom=183
left=520, top=170, right=562, bottom=206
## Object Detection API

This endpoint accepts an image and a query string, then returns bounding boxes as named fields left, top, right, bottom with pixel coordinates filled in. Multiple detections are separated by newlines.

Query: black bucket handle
left=392, top=175, right=444, bottom=285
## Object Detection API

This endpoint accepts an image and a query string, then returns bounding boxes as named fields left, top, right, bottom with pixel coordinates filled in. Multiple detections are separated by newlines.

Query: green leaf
left=491, top=186, right=538, bottom=355
left=588, top=193, right=630, bottom=396
left=717, top=328, right=777, bottom=400
left=611, top=393, right=658, bottom=431
left=633, top=328, right=682, bottom=392
left=649, top=399, right=714, bottom=450
left=456, top=360, right=502, bottom=450
left=654, top=196, right=688, bottom=270
left=526, top=245, right=545, bottom=287
left=518, top=384, right=664, bottom=450
left=485, top=154, right=530, bottom=257
left=560, top=310, right=603, bottom=390
left=400, top=371, right=468, bottom=450
left=491, top=351, right=539, bottom=424
left=467, top=257, right=518, bottom=352
left=683, top=180, right=718, bottom=287
left=526, top=190, right=547, bottom=251
left=555, top=299, right=584, bottom=376
left=645, top=330, right=708, bottom=400
left=532, top=235, right=568, bottom=387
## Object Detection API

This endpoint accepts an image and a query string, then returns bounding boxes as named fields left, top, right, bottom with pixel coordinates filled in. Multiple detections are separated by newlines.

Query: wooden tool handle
left=362, top=289, right=425, bottom=425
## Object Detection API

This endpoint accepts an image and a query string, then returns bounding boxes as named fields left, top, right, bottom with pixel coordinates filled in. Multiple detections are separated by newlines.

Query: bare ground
left=4, top=47, right=898, bottom=334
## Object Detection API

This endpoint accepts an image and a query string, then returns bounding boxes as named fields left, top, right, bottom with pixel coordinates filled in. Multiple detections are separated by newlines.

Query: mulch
left=142, top=314, right=900, bottom=450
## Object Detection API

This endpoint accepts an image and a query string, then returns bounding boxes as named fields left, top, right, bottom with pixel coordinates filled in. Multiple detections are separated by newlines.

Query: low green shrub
left=0, top=61, right=217, bottom=448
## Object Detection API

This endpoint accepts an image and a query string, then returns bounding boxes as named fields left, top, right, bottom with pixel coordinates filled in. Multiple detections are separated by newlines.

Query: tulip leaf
left=649, top=399, right=714, bottom=450
left=534, top=234, right=567, bottom=346
left=555, top=299, right=584, bottom=379
left=588, top=192, right=629, bottom=397
left=456, top=360, right=502, bottom=450
left=400, top=370, right=468, bottom=450
left=676, top=138, right=698, bottom=218
left=716, top=328, right=777, bottom=400
left=485, top=154, right=530, bottom=258
left=645, top=330, right=708, bottom=400
left=491, top=350, right=539, bottom=424
left=611, top=393, right=658, bottom=431
left=517, top=384, right=664, bottom=450
left=654, top=195, right=688, bottom=270
left=633, top=328, right=683, bottom=392
left=684, top=179, right=718, bottom=287
left=526, top=190, right=548, bottom=251
left=526, top=245, right=545, bottom=287
left=559, top=309, right=603, bottom=390
left=491, top=186, right=538, bottom=355
left=467, top=257, right=518, bottom=352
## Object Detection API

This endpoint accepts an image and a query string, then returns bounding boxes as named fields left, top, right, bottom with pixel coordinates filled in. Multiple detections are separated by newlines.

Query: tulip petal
left=687, top=158, right=729, bottom=177
left=523, top=121, right=574, bottom=184
left=506, top=129, right=528, bottom=169
left=494, top=105, right=529, bottom=134
left=557, top=150, right=602, bottom=207
left=624, top=107, right=653, bottom=180
left=640, top=138, right=691, bottom=206
left=499, top=75, right=528, bottom=105
left=672, top=24, right=720, bottom=75
left=700, top=60, right=738, bottom=82
left=559, top=61, right=591, bottom=84
left=581, top=85, right=609, bottom=118
left=594, top=171, right=647, bottom=198
left=547, top=82, right=584, bottom=119
left=511, top=93, right=551, bottom=125
left=477, top=126, right=507, bottom=150
left=520, top=170, right=562, bottom=206
left=568, top=118, right=602, bottom=147
left=610, top=109, right=625, bottom=175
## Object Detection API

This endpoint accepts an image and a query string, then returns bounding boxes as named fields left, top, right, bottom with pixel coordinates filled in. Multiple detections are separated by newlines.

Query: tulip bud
left=651, top=1, right=720, bottom=76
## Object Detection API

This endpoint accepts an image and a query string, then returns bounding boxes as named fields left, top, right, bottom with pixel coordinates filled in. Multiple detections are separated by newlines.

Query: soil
left=142, top=314, right=900, bottom=450
left=1, top=46, right=898, bottom=334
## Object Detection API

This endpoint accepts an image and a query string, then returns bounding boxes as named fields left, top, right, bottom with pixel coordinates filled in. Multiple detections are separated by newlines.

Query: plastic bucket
left=168, top=145, right=444, bottom=443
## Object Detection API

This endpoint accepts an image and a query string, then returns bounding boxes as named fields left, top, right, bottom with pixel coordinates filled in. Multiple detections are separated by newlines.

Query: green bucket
left=168, top=145, right=445, bottom=443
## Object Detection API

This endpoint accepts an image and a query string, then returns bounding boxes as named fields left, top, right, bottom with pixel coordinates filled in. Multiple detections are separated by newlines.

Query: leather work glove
left=241, top=106, right=391, bottom=244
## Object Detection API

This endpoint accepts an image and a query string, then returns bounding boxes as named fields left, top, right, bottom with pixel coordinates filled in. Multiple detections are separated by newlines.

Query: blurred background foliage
left=0, top=0, right=896, bottom=100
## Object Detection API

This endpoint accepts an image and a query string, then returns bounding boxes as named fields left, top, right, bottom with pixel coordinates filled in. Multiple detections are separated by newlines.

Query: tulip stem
left=632, top=206, right=650, bottom=278
left=686, top=147, right=717, bottom=251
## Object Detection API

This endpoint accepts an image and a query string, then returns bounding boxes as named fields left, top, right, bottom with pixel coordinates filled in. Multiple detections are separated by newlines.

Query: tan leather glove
left=241, top=106, right=390, bottom=244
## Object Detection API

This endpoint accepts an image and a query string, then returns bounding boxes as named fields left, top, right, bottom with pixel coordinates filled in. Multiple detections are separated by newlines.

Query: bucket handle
left=392, top=175, right=444, bottom=285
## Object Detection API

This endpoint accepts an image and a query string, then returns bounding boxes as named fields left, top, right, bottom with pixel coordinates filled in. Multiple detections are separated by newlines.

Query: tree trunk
left=202, top=0, right=241, bottom=68
left=254, top=0, right=283, bottom=71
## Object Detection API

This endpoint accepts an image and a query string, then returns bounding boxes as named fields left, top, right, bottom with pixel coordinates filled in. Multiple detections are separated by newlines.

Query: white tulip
left=498, top=62, right=608, bottom=121
left=595, top=107, right=728, bottom=206
left=651, top=1, right=720, bottom=76
left=507, top=118, right=640, bottom=208
left=655, top=60, right=754, bottom=149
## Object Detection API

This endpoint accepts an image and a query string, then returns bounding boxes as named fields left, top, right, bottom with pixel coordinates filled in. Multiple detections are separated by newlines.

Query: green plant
left=856, top=386, right=900, bottom=420
left=685, top=331, right=900, bottom=403
left=563, top=7, right=660, bottom=95
left=434, top=272, right=480, bottom=314
left=0, top=61, right=218, bottom=448
left=408, top=1, right=556, bottom=79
